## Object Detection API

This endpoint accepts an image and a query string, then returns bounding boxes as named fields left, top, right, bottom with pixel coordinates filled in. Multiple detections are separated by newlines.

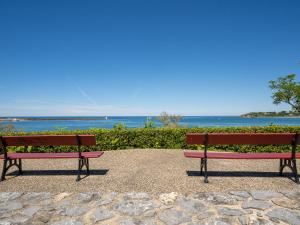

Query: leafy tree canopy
left=156, top=111, right=182, bottom=128
left=269, top=74, right=300, bottom=113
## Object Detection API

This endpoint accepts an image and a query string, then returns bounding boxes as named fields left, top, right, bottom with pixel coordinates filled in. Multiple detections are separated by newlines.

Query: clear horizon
left=1, top=0, right=300, bottom=116
left=0, top=113, right=297, bottom=117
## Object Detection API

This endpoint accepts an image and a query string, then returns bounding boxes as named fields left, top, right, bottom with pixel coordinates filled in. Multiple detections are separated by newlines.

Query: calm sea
left=1, top=116, right=300, bottom=132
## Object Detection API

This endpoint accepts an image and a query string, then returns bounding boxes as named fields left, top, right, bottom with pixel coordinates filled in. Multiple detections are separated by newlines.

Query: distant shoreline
left=0, top=117, right=107, bottom=122
left=241, top=112, right=300, bottom=118
left=1, top=115, right=300, bottom=122
left=242, top=116, right=300, bottom=118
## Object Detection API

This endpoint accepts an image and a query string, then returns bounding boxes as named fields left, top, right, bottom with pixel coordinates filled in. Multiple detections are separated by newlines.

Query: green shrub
left=0, top=125, right=299, bottom=153
left=113, top=123, right=127, bottom=130
left=144, top=119, right=155, bottom=128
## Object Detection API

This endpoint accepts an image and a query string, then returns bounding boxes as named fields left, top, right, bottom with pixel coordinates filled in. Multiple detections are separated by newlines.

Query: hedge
left=1, top=126, right=300, bottom=153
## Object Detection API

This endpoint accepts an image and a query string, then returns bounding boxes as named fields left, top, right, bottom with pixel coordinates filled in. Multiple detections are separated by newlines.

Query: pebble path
left=1, top=191, right=300, bottom=225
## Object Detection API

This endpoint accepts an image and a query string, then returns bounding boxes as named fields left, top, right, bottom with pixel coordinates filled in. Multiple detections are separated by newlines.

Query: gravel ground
left=0, top=149, right=299, bottom=194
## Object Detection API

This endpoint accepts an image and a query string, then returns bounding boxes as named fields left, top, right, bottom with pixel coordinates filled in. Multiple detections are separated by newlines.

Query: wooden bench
left=184, top=133, right=300, bottom=183
left=0, top=135, right=104, bottom=181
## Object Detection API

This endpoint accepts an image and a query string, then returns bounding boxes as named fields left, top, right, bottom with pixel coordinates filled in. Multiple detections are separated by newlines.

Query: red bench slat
left=1, top=135, right=96, bottom=147
left=0, top=151, right=104, bottom=159
left=184, top=151, right=300, bottom=159
left=186, top=134, right=206, bottom=145
left=186, top=133, right=295, bottom=145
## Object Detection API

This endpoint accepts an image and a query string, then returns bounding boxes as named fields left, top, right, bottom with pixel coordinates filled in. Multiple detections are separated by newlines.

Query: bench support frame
left=1, top=158, right=22, bottom=181
left=1, top=136, right=25, bottom=181
left=278, top=133, right=299, bottom=183
left=279, top=159, right=299, bottom=183
left=76, top=135, right=90, bottom=181
left=77, top=157, right=90, bottom=181
left=202, top=133, right=209, bottom=183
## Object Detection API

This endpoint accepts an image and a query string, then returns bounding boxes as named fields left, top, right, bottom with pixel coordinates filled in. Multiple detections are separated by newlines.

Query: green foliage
left=156, top=111, right=183, bottom=128
left=54, top=126, right=68, bottom=132
left=269, top=74, right=300, bottom=113
left=1, top=126, right=300, bottom=153
left=144, top=118, right=155, bottom=128
left=113, top=123, right=127, bottom=130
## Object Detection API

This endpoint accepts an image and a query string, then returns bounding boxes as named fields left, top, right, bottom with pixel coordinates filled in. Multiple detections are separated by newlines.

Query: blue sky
left=0, top=0, right=300, bottom=116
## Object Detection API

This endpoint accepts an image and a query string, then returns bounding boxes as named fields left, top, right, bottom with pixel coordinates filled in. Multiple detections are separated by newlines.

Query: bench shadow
left=186, top=170, right=292, bottom=177
left=6, top=169, right=109, bottom=180
left=186, top=170, right=298, bottom=182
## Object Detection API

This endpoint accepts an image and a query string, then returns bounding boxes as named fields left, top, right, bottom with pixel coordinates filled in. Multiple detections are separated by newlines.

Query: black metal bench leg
left=1, top=159, right=8, bottom=181
left=279, top=158, right=299, bottom=183
left=18, top=159, right=23, bottom=175
left=86, top=158, right=90, bottom=174
left=76, top=158, right=83, bottom=182
left=203, top=158, right=209, bottom=183
left=280, top=159, right=290, bottom=175
left=1, top=159, right=23, bottom=181
left=292, top=159, right=299, bottom=183
left=76, top=158, right=90, bottom=181
left=200, top=158, right=204, bottom=175
left=279, top=159, right=284, bottom=176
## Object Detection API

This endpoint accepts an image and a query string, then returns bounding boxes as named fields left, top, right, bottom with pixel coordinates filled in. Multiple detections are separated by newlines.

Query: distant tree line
left=241, top=111, right=300, bottom=118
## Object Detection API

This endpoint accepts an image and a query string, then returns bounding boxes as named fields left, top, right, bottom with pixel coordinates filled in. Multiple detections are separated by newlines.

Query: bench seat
left=0, top=151, right=104, bottom=159
left=184, top=151, right=300, bottom=159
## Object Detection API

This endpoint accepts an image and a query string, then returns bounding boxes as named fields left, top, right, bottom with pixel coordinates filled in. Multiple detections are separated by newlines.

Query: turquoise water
left=1, top=116, right=300, bottom=132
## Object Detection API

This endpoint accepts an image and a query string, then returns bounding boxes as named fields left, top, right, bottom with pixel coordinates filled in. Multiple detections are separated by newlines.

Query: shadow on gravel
left=6, top=169, right=109, bottom=177
left=187, top=170, right=299, bottom=183
left=186, top=170, right=293, bottom=177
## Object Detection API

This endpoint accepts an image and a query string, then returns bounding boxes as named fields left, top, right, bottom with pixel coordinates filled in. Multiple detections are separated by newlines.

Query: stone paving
left=1, top=191, right=300, bottom=225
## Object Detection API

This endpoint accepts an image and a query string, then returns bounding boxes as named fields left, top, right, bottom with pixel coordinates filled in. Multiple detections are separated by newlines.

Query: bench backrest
left=186, top=133, right=297, bottom=145
left=0, top=135, right=96, bottom=147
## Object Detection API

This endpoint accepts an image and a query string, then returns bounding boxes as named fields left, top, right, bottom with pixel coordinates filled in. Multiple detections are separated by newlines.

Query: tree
left=156, top=111, right=183, bottom=128
left=269, top=74, right=300, bottom=113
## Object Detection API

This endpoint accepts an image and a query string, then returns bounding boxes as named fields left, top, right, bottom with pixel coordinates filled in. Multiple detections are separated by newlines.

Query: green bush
left=1, top=126, right=299, bottom=153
